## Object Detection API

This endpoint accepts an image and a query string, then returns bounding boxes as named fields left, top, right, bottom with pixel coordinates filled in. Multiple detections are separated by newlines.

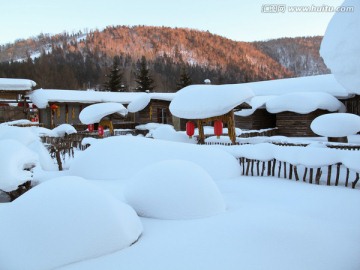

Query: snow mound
left=151, top=125, right=196, bottom=143
left=310, top=113, right=360, bottom=137
left=79, top=102, right=128, bottom=124
left=170, top=84, right=254, bottom=119
left=0, top=125, right=38, bottom=145
left=0, top=78, right=36, bottom=90
left=0, top=139, right=38, bottom=192
left=52, top=124, right=77, bottom=137
left=266, top=92, right=344, bottom=114
left=320, top=0, right=360, bottom=94
left=70, top=136, right=240, bottom=180
left=0, top=176, right=142, bottom=270
left=124, top=160, right=226, bottom=219
left=127, top=93, right=151, bottom=113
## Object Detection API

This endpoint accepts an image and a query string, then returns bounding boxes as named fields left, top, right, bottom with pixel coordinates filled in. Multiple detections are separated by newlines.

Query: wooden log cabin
left=0, top=78, right=36, bottom=123
left=28, top=89, right=175, bottom=130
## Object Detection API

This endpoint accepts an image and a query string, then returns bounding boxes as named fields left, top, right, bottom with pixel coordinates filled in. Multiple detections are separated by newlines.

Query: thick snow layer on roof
left=29, top=89, right=174, bottom=109
left=124, top=159, right=226, bottom=220
left=266, top=92, right=345, bottom=114
left=70, top=136, right=241, bottom=180
left=311, top=113, right=360, bottom=137
left=0, top=176, right=142, bottom=270
left=235, top=96, right=274, bottom=117
left=0, top=78, right=36, bottom=91
left=244, top=74, right=349, bottom=98
left=0, top=139, right=38, bottom=192
left=320, top=0, right=360, bottom=94
left=127, top=93, right=151, bottom=113
left=79, top=102, right=128, bottom=124
left=170, top=84, right=254, bottom=119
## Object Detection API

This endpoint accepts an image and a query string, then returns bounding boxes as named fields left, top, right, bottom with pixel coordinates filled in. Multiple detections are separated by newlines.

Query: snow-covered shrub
left=70, top=136, right=241, bottom=180
left=0, top=176, right=143, bottom=270
left=124, top=159, right=226, bottom=219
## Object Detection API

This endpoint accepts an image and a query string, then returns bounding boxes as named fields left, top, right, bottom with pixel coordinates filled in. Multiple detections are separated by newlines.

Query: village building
left=234, top=74, right=352, bottom=137
left=28, top=89, right=175, bottom=130
left=0, top=78, right=37, bottom=123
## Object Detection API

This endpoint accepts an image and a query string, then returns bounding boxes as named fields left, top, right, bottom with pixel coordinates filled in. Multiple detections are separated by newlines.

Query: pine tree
left=103, top=56, right=126, bottom=92
left=135, top=56, right=155, bottom=92
left=176, top=66, right=192, bottom=90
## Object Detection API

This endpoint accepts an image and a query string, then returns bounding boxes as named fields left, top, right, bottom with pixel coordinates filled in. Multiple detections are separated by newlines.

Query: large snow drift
left=170, top=84, right=254, bottom=119
left=311, top=113, right=360, bottom=137
left=70, top=136, right=240, bottom=180
left=79, top=102, right=128, bottom=124
left=0, top=139, right=38, bottom=192
left=266, top=92, right=344, bottom=114
left=320, top=0, right=360, bottom=94
left=0, top=176, right=142, bottom=270
left=124, top=160, right=226, bottom=219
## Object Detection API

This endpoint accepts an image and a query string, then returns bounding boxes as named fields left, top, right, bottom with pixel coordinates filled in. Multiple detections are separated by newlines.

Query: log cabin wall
left=136, top=100, right=172, bottom=125
left=275, top=109, right=328, bottom=137
left=342, top=95, right=360, bottom=116
left=235, top=110, right=276, bottom=130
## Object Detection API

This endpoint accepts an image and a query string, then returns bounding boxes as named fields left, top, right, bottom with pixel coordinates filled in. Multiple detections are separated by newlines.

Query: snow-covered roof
left=0, top=78, right=36, bottom=91
left=169, top=84, right=254, bottom=119
left=79, top=102, right=128, bottom=124
left=320, top=0, right=360, bottom=94
left=244, top=74, right=349, bottom=98
left=28, top=89, right=175, bottom=109
left=266, top=92, right=345, bottom=114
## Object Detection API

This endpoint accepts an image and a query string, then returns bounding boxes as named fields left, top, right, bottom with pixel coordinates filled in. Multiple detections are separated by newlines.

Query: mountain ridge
left=0, top=25, right=329, bottom=91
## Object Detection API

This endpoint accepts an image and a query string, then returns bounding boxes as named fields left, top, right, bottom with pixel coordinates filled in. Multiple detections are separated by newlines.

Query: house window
left=157, top=108, right=167, bottom=124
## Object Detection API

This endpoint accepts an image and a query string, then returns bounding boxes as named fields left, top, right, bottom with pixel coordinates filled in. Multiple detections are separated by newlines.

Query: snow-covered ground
left=0, top=130, right=359, bottom=270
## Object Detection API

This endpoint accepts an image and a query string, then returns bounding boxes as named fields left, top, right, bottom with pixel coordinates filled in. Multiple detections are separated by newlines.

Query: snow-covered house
left=235, top=74, right=349, bottom=137
left=169, top=84, right=254, bottom=144
left=0, top=78, right=36, bottom=123
left=28, top=89, right=175, bottom=129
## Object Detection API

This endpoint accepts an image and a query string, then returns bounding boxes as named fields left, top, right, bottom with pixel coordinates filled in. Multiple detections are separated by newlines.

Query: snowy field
left=0, top=132, right=359, bottom=270
left=57, top=175, right=360, bottom=270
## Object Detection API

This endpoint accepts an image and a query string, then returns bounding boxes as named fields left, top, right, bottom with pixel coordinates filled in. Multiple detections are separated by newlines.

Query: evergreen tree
left=103, top=56, right=126, bottom=92
left=135, top=56, right=155, bottom=92
left=176, top=66, right=192, bottom=90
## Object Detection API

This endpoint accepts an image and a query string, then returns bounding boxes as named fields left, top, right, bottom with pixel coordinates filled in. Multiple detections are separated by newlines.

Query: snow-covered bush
left=70, top=136, right=241, bottom=180
left=0, top=176, right=143, bottom=270
left=0, top=139, right=38, bottom=195
left=124, top=159, right=226, bottom=219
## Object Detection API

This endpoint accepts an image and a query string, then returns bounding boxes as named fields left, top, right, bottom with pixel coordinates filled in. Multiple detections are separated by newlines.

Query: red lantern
left=98, top=125, right=104, bottom=137
left=88, top=124, right=94, bottom=132
left=50, top=104, right=59, bottom=110
left=214, top=120, right=223, bottom=139
left=186, top=121, right=195, bottom=138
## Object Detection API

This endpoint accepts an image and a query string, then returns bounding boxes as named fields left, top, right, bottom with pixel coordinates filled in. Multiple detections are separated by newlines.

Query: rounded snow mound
left=124, top=159, right=226, bottom=220
left=311, top=113, right=360, bottom=137
left=0, top=176, right=142, bottom=270
left=70, top=136, right=241, bottom=180
left=320, top=0, right=360, bottom=94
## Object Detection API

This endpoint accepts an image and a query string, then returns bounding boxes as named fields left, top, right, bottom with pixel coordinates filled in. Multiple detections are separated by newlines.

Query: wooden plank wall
left=235, top=110, right=276, bottom=130
left=343, top=95, right=360, bottom=116
left=276, top=109, right=327, bottom=137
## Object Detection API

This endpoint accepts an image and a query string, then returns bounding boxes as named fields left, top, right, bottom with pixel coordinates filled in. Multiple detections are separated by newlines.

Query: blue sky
left=0, top=0, right=345, bottom=44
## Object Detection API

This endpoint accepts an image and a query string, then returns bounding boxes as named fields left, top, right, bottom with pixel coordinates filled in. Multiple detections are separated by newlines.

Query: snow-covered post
left=310, top=113, right=360, bottom=143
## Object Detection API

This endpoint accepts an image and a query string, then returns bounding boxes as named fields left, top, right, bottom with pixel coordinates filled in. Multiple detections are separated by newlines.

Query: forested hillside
left=0, top=26, right=328, bottom=91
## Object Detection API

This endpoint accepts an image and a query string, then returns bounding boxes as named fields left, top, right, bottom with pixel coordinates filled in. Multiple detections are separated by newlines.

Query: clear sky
left=0, top=0, right=345, bottom=45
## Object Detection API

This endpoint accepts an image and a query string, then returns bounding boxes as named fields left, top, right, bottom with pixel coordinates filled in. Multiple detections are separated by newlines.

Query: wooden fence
left=238, top=158, right=359, bottom=189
